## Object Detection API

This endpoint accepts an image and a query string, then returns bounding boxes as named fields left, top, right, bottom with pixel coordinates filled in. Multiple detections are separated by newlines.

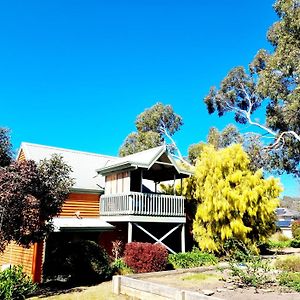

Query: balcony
left=100, top=192, right=185, bottom=223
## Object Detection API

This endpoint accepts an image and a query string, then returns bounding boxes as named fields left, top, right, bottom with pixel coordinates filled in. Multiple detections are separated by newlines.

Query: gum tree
left=204, top=0, right=300, bottom=176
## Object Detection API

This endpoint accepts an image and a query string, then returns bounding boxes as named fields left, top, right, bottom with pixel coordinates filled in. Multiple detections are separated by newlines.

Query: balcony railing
left=100, top=192, right=185, bottom=217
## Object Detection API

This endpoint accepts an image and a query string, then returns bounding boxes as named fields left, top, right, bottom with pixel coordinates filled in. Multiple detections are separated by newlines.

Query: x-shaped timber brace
left=127, top=222, right=185, bottom=254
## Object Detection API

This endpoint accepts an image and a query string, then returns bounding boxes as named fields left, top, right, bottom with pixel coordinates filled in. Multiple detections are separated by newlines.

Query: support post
left=173, top=174, right=176, bottom=195
left=128, top=222, right=132, bottom=243
left=181, top=224, right=185, bottom=253
left=180, top=178, right=183, bottom=195
left=140, top=169, right=143, bottom=192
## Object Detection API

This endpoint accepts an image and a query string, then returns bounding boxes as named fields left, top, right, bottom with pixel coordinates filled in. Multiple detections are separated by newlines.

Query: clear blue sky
left=0, top=0, right=298, bottom=196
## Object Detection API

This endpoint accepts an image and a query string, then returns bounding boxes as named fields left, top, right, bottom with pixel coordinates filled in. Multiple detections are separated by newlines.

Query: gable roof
left=97, top=145, right=193, bottom=180
left=19, top=142, right=117, bottom=192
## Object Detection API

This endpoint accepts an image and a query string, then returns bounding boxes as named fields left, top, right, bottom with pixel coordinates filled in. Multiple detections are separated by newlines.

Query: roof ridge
left=21, top=142, right=117, bottom=159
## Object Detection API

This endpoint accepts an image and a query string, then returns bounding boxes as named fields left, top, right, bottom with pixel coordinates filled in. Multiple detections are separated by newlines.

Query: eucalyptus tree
left=119, top=102, right=184, bottom=159
left=204, top=0, right=300, bottom=176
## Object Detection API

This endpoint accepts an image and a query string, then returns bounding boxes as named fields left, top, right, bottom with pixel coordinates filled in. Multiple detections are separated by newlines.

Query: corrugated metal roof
left=20, top=142, right=117, bottom=192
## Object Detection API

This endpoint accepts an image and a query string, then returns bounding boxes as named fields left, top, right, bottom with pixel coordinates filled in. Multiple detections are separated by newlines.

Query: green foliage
left=290, top=239, right=300, bottom=248
left=229, top=252, right=272, bottom=288
left=119, top=131, right=162, bottom=157
left=43, top=240, right=112, bottom=284
left=204, top=0, right=300, bottom=177
left=267, top=232, right=291, bottom=248
left=119, top=102, right=183, bottom=156
left=187, top=142, right=206, bottom=165
left=168, top=247, right=217, bottom=269
left=0, top=154, right=74, bottom=251
left=111, top=258, right=133, bottom=275
left=182, top=273, right=221, bottom=281
left=0, top=266, right=36, bottom=300
left=135, top=102, right=183, bottom=137
left=275, top=255, right=300, bottom=272
left=278, top=272, right=300, bottom=292
left=0, top=128, right=12, bottom=168
left=292, top=220, right=300, bottom=239
left=185, top=144, right=282, bottom=252
left=268, top=240, right=291, bottom=248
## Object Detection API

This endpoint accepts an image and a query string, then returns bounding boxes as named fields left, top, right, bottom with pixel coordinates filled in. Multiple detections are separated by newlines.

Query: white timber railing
left=100, top=192, right=185, bottom=217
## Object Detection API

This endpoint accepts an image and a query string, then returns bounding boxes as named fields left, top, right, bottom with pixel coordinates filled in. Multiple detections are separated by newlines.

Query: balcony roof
left=97, top=145, right=193, bottom=181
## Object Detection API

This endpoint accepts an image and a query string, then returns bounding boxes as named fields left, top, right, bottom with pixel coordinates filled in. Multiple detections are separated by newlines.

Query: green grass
left=29, top=281, right=129, bottom=300
left=182, top=273, right=221, bottom=281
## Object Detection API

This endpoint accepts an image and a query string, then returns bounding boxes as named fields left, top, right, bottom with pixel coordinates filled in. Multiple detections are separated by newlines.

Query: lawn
left=29, top=281, right=129, bottom=300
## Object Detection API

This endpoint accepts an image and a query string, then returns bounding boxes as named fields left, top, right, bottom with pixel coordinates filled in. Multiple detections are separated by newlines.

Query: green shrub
left=275, top=255, right=300, bottom=272
left=111, top=258, right=133, bottom=275
left=290, top=239, right=300, bottom=248
left=124, top=242, right=168, bottom=273
left=168, top=247, right=217, bottom=269
left=267, top=232, right=291, bottom=249
left=278, top=272, right=300, bottom=292
left=43, top=240, right=112, bottom=284
left=0, top=265, right=36, bottom=300
left=267, top=240, right=291, bottom=248
left=292, top=220, right=300, bottom=239
left=229, top=253, right=272, bottom=288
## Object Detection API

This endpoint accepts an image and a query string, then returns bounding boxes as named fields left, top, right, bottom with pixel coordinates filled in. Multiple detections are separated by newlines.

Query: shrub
left=0, top=265, right=36, bottom=300
left=111, top=258, right=133, bottom=275
left=292, top=220, right=300, bottom=239
left=267, top=240, right=291, bottom=248
left=275, top=255, right=300, bottom=272
left=291, top=239, right=300, bottom=248
left=43, top=240, right=112, bottom=284
left=168, top=247, right=217, bottom=269
left=229, top=253, right=272, bottom=288
left=270, top=232, right=290, bottom=242
left=124, top=242, right=168, bottom=273
left=278, top=272, right=300, bottom=292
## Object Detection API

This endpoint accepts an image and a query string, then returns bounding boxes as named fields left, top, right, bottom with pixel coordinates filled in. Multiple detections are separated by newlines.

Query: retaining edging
left=112, top=265, right=227, bottom=300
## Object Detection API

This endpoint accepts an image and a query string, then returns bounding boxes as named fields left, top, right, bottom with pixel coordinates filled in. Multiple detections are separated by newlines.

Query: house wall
left=0, top=191, right=101, bottom=282
left=105, top=171, right=130, bottom=195
left=60, top=192, right=100, bottom=217
left=0, top=241, right=44, bottom=282
left=0, top=147, right=103, bottom=282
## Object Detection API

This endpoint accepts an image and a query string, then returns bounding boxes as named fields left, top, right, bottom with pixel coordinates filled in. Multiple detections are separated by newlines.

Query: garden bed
left=120, top=265, right=300, bottom=300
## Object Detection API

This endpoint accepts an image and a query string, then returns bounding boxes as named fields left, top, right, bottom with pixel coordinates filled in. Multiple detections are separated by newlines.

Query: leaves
left=0, top=152, right=74, bottom=252
left=204, top=0, right=300, bottom=177
left=0, top=128, right=13, bottom=168
left=119, top=102, right=183, bottom=156
left=184, top=144, right=282, bottom=252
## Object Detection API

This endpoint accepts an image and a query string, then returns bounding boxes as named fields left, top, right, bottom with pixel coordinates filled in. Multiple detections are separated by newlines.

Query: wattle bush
left=124, top=242, right=168, bottom=273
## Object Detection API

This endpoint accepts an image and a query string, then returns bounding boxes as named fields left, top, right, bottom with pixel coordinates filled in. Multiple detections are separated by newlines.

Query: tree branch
left=159, top=122, right=190, bottom=165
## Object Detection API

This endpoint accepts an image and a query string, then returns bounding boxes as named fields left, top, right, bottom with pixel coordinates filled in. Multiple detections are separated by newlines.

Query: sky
left=0, top=0, right=299, bottom=196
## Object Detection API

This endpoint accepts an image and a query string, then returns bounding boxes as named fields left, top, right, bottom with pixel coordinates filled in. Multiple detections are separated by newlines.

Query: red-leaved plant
left=124, top=242, right=168, bottom=273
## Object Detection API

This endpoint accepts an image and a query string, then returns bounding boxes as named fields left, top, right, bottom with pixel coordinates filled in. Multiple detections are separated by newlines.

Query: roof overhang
left=52, top=217, right=115, bottom=232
